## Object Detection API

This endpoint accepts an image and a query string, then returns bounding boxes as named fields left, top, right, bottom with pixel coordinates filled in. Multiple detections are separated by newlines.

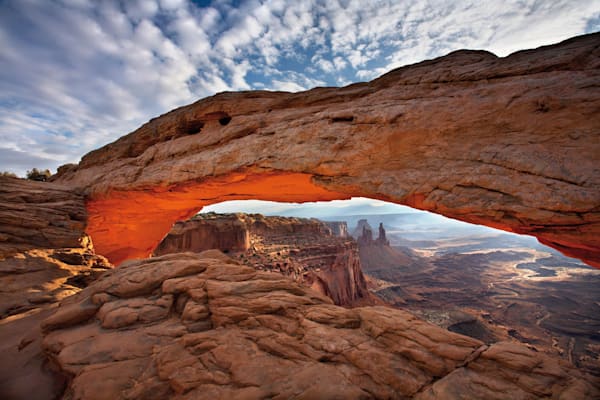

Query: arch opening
left=85, top=170, right=599, bottom=269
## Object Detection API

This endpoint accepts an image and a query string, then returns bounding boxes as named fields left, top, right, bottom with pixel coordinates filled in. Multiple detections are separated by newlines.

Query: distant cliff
left=154, top=213, right=373, bottom=306
left=324, top=220, right=349, bottom=237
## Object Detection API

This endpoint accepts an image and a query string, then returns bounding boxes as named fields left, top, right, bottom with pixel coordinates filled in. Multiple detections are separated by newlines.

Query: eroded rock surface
left=52, top=34, right=600, bottom=267
left=41, top=251, right=599, bottom=399
left=0, top=177, right=112, bottom=400
left=0, top=177, right=111, bottom=319
left=154, top=213, right=372, bottom=306
left=0, top=176, right=89, bottom=257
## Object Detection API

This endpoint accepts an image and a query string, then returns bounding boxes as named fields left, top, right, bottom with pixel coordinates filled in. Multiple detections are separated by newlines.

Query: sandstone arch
left=53, top=33, right=600, bottom=267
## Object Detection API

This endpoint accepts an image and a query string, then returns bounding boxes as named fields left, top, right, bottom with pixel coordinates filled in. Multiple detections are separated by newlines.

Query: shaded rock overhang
left=53, top=33, right=600, bottom=267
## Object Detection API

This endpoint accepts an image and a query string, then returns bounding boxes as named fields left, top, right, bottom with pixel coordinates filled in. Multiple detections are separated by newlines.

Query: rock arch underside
left=53, top=33, right=600, bottom=267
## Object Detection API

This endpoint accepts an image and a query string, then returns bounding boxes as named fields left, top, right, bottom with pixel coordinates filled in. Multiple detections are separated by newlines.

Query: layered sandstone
left=51, top=33, right=600, bottom=267
left=0, top=177, right=111, bottom=319
left=0, top=177, right=112, bottom=400
left=40, top=251, right=599, bottom=399
left=154, top=213, right=371, bottom=306
left=0, top=176, right=90, bottom=257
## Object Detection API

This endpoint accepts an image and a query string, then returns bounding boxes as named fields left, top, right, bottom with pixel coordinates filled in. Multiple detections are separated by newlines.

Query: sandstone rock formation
left=51, top=33, right=600, bottom=267
left=324, top=221, right=349, bottom=237
left=0, top=176, right=89, bottom=257
left=356, top=221, right=390, bottom=247
left=154, top=213, right=251, bottom=255
left=0, top=177, right=112, bottom=400
left=0, top=173, right=597, bottom=399
left=352, top=219, right=373, bottom=240
left=0, top=177, right=111, bottom=319
left=154, top=213, right=371, bottom=306
left=40, top=251, right=599, bottom=399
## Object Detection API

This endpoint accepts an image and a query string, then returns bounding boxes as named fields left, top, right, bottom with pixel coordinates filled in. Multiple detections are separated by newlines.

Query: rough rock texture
left=0, top=247, right=111, bottom=320
left=0, top=177, right=112, bottom=400
left=41, top=251, right=599, bottom=399
left=0, top=177, right=112, bottom=319
left=154, top=213, right=251, bottom=255
left=52, top=34, right=600, bottom=267
left=0, top=176, right=90, bottom=257
left=324, top=221, right=349, bottom=237
left=154, top=213, right=371, bottom=306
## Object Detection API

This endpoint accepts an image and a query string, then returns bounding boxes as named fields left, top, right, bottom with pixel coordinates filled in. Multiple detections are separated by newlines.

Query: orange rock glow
left=87, top=171, right=351, bottom=264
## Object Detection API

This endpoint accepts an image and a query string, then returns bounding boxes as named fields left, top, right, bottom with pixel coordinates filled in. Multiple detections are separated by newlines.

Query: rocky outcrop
left=39, top=251, right=599, bottom=399
left=324, top=221, right=349, bottom=237
left=352, top=219, right=373, bottom=240
left=0, top=176, right=90, bottom=257
left=356, top=222, right=390, bottom=247
left=1, top=179, right=597, bottom=399
left=0, top=177, right=112, bottom=400
left=0, top=177, right=112, bottom=319
left=153, top=214, right=250, bottom=256
left=154, top=213, right=371, bottom=306
left=51, top=33, right=600, bottom=268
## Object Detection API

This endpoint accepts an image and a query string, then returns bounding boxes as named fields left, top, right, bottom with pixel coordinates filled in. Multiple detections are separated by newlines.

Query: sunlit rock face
left=153, top=213, right=251, bottom=256
left=153, top=213, right=372, bottom=306
left=40, top=251, right=600, bottom=399
left=53, top=33, right=600, bottom=267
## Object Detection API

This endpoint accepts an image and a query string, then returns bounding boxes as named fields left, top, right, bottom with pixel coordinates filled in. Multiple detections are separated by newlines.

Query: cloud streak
left=0, top=0, right=598, bottom=175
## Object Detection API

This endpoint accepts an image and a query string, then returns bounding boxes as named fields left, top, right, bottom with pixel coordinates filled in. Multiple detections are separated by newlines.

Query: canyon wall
left=153, top=214, right=250, bottom=255
left=51, top=33, right=600, bottom=267
left=153, top=213, right=371, bottom=306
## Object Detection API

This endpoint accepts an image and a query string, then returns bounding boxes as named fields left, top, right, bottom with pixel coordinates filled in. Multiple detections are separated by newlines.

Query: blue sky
left=0, top=0, right=599, bottom=176
left=201, top=197, right=416, bottom=217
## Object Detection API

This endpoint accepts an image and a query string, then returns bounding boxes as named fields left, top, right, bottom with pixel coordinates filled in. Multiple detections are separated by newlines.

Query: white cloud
left=333, top=56, right=347, bottom=70
left=270, top=80, right=307, bottom=92
left=160, top=0, right=185, bottom=11
left=124, top=0, right=159, bottom=21
left=313, top=56, right=334, bottom=73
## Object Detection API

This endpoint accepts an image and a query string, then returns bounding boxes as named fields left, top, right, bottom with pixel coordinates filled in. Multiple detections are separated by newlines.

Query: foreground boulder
left=52, top=33, right=600, bottom=267
left=42, top=251, right=598, bottom=399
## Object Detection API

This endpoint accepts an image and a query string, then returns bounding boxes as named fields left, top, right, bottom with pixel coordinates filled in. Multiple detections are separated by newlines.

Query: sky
left=201, top=197, right=416, bottom=217
left=0, top=0, right=599, bottom=177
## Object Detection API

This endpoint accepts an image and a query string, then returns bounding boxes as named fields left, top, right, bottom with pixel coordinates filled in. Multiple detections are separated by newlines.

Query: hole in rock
left=330, top=115, right=355, bottom=123
left=202, top=111, right=231, bottom=126
left=181, top=120, right=204, bottom=135
left=219, top=116, right=232, bottom=126
left=148, top=197, right=600, bottom=376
